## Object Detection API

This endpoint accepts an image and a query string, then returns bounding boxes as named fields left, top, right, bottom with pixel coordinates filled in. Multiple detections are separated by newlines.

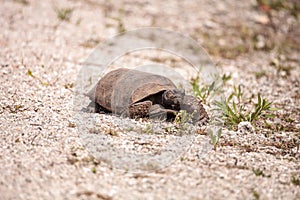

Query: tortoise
left=87, top=68, right=208, bottom=126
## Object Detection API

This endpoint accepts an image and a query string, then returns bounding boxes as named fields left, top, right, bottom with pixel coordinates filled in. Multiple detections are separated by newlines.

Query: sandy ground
left=0, top=0, right=299, bottom=199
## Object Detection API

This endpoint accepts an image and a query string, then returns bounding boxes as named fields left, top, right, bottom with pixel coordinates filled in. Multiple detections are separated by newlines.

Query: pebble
left=237, top=121, right=255, bottom=134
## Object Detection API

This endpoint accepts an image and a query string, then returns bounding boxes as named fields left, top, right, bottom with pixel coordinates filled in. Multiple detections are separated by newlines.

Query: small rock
left=254, top=14, right=269, bottom=25
left=238, top=121, right=255, bottom=134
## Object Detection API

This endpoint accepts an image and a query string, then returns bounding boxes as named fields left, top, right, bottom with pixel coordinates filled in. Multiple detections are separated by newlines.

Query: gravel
left=1, top=0, right=299, bottom=199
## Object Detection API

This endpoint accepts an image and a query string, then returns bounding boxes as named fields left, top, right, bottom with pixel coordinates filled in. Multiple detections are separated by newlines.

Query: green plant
left=175, top=110, right=187, bottom=124
left=291, top=175, right=300, bottom=186
left=270, top=57, right=294, bottom=77
left=255, top=70, right=267, bottom=79
left=249, top=93, right=276, bottom=121
left=14, top=0, right=29, bottom=5
left=253, top=168, right=264, bottom=176
left=191, top=73, right=231, bottom=104
left=252, top=190, right=260, bottom=200
left=91, top=167, right=97, bottom=174
left=190, top=76, right=215, bottom=103
left=208, top=127, right=222, bottom=150
left=125, top=126, right=134, bottom=132
left=88, top=76, right=93, bottom=86
left=8, top=104, right=25, bottom=114
left=165, top=126, right=173, bottom=133
left=256, top=0, right=299, bottom=18
left=221, top=73, right=232, bottom=83
left=105, top=128, right=118, bottom=136
left=174, top=110, right=194, bottom=125
left=144, top=124, right=153, bottom=134
left=173, top=110, right=197, bottom=132
left=252, top=168, right=271, bottom=177
left=228, top=85, right=243, bottom=103
left=110, top=17, right=126, bottom=33
left=64, top=83, right=74, bottom=89
left=214, top=85, right=277, bottom=129
left=54, top=6, right=73, bottom=21
left=27, top=69, right=49, bottom=86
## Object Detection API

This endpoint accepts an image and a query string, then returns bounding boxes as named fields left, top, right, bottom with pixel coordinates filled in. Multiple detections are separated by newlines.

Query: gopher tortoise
left=87, top=68, right=208, bottom=125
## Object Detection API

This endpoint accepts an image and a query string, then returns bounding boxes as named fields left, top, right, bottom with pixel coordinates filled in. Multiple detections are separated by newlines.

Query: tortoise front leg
left=128, top=101, right=177, bottom=120
left=128, top=100, right=153, bottom=119
left=149, top=104, right=177, bottom=121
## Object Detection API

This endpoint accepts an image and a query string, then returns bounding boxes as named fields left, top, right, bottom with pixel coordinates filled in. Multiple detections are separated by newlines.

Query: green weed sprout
left=54, top=6, right=73, bottom=21
left=208, top=127, right=222, bottom=150
left=213, top=87, right=278, bottom=129
left=190, top=73, right=231, bottom=104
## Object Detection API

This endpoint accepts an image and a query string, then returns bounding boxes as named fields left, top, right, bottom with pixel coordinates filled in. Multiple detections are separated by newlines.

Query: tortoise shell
left=88, top=68, right=177, bottom=115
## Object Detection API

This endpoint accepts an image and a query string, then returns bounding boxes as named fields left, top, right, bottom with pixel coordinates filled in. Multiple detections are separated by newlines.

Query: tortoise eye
left=166, top=91, right=175, bottom=98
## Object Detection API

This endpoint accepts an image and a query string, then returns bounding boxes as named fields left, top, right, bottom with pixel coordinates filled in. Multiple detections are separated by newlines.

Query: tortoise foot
left=85, top=102, right=106, bottom=113
left=149, top=104, right=177, bottom=121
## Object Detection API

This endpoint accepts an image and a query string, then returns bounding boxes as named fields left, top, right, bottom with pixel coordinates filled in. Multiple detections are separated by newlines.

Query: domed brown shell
left=88, top=68, right=177, bottom=114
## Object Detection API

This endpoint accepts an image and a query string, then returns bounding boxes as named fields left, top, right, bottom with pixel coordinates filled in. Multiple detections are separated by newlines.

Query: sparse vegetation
left=197, top=0, right=300, bottom=59
left=255, top=70, right=268, bottom=79
left=270, top=57, right=294, bottom=77
left=109, top=17, right=126, bottom=33
left=64, top=83, right=74, bottom=89
left=213, top=85, right=277, bottom=129
left=252, top=168, right=271, bottom=177
left=105, top=128, right=119, bottom=136
left=256, top=0, right=300, bottom=18
left=190, top=73, right=231, bottom=104
left=27, top=69, right=49, bottom=86
left=91, top=167, right=97, bottom=174
left=208, top=127, right=222, bottom=150
left=164, top=126, right=173, bottom=133
left=125, top=126, right=134, bottom=132
left=252, top=190, right=260, bottom=200
left=7, top=104, right=25, bottom=113
left=291, top=175, right=300, bottom=186
left=191, top=76, right=215, bottom=103
left=14, top=0, right=29, bottom=5
left=88, top=76, right=93, bottom=86
left=221, top=73, right=232, bottom=83
left=199, top=31, right=252, bottom=59
left=54, top=6, right=73, bottom=21
left=144, top=124, right=153, bottom=134
left=174, top=110, right=194, bottom=130
left=191, top=74, right=277, bottom=130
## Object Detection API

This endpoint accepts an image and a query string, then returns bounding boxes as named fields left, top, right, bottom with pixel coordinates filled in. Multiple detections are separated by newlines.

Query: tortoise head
left=162, top=89, right=185, bottom=110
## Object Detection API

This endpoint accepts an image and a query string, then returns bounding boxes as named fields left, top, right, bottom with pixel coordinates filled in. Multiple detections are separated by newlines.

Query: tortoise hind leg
left=85, top=101, right=108, bottom=114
